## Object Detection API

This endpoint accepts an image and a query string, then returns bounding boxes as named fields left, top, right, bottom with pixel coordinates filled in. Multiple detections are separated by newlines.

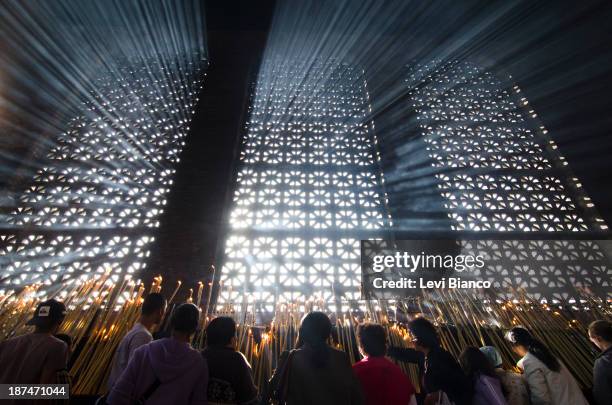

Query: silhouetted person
left=202, top=316, right=258, bottom=404
left=274, top=312, right=364, bottom=405
left=479, top=346, right=529, bottom=405
left=0, top=299, right=68, bottom=386
left=352, top=323, right=416, bottom=405
left=459, top=347, right=507, bottom=405
left=588, top=320, right=612, bottom=405
left=107, top=292, right=167, bottom=390
left=505, top=326, right=587, bottom=405
left=387, top=317, right=470, bottom=405
left=108, top=303, right=208, bottom=405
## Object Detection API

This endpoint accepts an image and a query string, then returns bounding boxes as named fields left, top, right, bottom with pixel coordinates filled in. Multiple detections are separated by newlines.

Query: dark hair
left=460, top=346, right=498, bottom=381
left=299, top=312, right=332, bottom=368
left=589, top=320, right=612, bottom=342
left=357, top=323, right=387, bottom=357
left=460, top=347, right=504, bottom=400
left=408, top=317, right=439, bottom=349
left=170, top=303, right=200, bottom=334
left=505, top=327, right=560, bottom=372
left=141, top=293, right=166, bottom=316
left=206, top=317, right=236, bottom=346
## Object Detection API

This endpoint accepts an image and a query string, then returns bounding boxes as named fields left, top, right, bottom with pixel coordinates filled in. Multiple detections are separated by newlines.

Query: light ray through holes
left=406, top=60, right=607, bottom=233
left=218, top=60, right=391, bottom=314
left=0, top=0, right=207, bottom=299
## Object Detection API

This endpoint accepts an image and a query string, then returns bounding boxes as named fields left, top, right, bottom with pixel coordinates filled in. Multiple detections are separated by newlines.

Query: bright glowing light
left=407, top=61, right=594, bottom=233
left=217, top=61, right=390, bottom=313
left=0, top=1, right=206, bottom=292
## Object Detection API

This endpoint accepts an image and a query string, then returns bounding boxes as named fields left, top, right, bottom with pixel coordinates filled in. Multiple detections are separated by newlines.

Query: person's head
left=27, top=299, right=66, bottom=334
left=460, top=346, right=498, bottom=382
left=299, top=312, right=332, bottom=368
left=206, top=316, right=237, bottom=348
left=299, top=311, right=332, bottom=346
left=408, top=317, right=439, bottom=352
left=141, top=292, right=167, bottom=325
left=588, top=320, right=612, bottom=351
left=357, top=323, right=387, bottom=357
left=504, top=327, right=532, bottom=358
left=505, top=327, right=560, bottom=372
left=479, top=346, right=503, bottom=369
left=170, top=303, right=200, bottom=340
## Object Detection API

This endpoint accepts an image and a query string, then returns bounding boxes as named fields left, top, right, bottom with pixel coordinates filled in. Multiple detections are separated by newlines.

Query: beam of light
left=256, top=0, right=609, bottom=233
left=217, top=0, right=610, bottom=311
left=217, top=60, right=392, bottom=315
left=0, top=0, right=206, bottom=297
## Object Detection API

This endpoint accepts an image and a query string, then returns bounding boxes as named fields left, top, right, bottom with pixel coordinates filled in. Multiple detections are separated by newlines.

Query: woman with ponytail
left=505, top=327, right=588, bottom=405
left=280, top=312, right=364, bottom=405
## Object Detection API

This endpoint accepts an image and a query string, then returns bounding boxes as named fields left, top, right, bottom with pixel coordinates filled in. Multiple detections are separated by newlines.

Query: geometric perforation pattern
left=218, top=61, right=390, bottom=312
left=408, top=61, right=599, bottom=233
left=0, top=58, right=205, bottom=291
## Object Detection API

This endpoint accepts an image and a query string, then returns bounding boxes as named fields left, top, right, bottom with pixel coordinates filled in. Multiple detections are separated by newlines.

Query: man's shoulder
left=292, top=346, right=347, bottom=363
left=204, top=346, right=252, bottom=367
left=1, top=334, right=66, bottom=354
left=330, top=347, right=357, bottom=368
left=184, top=344, right=206, bottom=365
left=382, top=357, right=404, bottom=370
left=0, top=334, right=26, bottom=354
left=130, top=339, right=154, bottom=357
left=328, top=346, right=349, bottom=358
left=352, top=358, right=368, bottom=371
left=378, top=357, right=409, bottom=377
left=353, top=358, right=412, bottom=383
left=48, top=335, right=68, bottom=350
left=8, top=333, right=65, bottom=345
left=594, top=349, right=612, bottom=371
left=128, top=326, right=153, bottom=340
left=0, top=334, right=27, bottom=345
left=122, top=326, right=152, bottom=346
left=351, top=357, right=386, bottom=370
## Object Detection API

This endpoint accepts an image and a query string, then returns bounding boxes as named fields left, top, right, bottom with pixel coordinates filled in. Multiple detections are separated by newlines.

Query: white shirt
left=107, top=323, right=153, bottom=390
left=518, top=352, right=588, bottom=405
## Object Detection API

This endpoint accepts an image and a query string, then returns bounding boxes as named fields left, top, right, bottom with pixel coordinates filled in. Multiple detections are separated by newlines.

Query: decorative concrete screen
left=0, top=58, right=205, bottom=295
left=218, top=61, right=391, bottom=313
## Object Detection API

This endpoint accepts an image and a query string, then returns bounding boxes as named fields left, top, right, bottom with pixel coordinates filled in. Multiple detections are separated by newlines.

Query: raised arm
left=387, top=347, right=424, bottom=365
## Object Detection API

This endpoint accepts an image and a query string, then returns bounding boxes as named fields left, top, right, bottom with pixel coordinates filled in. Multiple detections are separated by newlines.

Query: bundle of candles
left=0, top=274, right=609, bottom=396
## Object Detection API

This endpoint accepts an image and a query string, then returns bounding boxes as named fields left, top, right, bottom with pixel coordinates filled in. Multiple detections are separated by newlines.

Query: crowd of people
left=0, top=294, right=610, bottom=405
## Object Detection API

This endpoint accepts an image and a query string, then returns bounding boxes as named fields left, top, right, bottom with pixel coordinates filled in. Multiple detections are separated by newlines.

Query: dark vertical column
left=368, top=77, right=455, bottom=238
left=146, top=1, right=276, bottom=295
